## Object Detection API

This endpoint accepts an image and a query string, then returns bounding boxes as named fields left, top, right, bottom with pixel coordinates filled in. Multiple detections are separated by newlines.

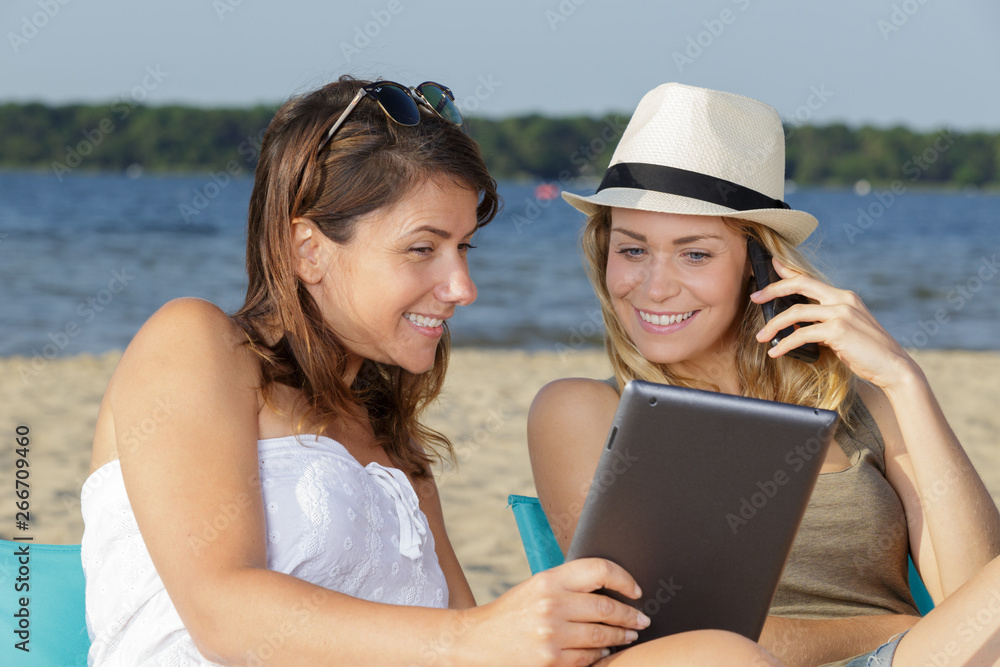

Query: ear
left=290, top=217, right=328, bottom=284
left=740, top=231, right=758, bottom=281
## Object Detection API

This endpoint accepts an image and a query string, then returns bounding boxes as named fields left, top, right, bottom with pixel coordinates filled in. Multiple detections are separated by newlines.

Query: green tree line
left=2, top=102, right=998, bottom=187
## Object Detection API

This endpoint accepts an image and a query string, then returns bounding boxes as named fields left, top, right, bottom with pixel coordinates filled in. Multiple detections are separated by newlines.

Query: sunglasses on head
left=316, top=80, right=463, bottom=155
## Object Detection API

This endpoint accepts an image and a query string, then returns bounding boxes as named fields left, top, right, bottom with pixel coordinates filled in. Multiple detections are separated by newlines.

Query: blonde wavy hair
left=581, top=207, right=856, bottom=422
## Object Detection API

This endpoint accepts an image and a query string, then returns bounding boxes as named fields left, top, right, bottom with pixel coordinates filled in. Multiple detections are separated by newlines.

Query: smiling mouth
left=404, top=312, right=445, bottom=328
left=637, top=309, right=695, bottom=326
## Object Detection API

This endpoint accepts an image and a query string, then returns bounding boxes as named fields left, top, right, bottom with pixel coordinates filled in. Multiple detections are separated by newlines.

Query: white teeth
left=405, top=313, right=443, bottom=328
left=639, top=310, right=693, bottom=326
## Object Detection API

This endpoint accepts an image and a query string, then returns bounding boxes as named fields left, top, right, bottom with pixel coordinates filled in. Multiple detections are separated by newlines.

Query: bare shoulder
left=527, top=377, right=621, bottom=468
left=529, top=377, right=620, bottom=427
left=854, top=380, right=905, bottom=455
left=109, top=296, right=261, bottom=420
left=112, top=298, right=257, bottom=389
left=92, top=298, right=260, bottom=471
left=855, top=379, right=889, bottom=413
left=129, top=297, right=248, bottom=355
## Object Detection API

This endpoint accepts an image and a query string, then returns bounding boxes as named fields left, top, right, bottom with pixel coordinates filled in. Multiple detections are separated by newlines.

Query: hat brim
left=562, top=188, right=817, bottom=246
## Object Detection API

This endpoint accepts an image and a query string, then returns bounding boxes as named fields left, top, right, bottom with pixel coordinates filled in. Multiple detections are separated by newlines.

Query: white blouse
left=81, top=434, right=448, bottom=666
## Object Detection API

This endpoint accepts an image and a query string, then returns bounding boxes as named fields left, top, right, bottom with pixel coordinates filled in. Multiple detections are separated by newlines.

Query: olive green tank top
left=600, top=377, right=919, bottom=619
left=769, top=397, right=918, bottom=618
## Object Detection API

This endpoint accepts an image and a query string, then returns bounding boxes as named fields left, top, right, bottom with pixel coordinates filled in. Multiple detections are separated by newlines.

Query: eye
left=459, top=243, right=477, bottom=254
left=684, top=250, right=711, bottom=263
left=615, top=247, right=646, bottom=259
left=408, top=245, right=433, bottom=256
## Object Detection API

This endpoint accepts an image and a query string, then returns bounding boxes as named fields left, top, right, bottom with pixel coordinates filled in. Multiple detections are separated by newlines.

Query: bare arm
left=110, top=299, right=646, bottom=666
left=527, top=378, right=621, bottom=553
left=861, top=373, right=1000, bottom=601
left=755, top=259, right=1000, bottom=603
left=413, top=474, right=477, bottom=609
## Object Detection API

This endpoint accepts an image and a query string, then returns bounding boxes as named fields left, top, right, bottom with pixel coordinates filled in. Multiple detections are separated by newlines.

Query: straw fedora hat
left=562, top=82, right=817, bottom=245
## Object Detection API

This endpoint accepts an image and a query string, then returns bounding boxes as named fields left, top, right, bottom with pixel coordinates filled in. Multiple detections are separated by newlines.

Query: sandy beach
left=1, top=348, right=998, bottom=604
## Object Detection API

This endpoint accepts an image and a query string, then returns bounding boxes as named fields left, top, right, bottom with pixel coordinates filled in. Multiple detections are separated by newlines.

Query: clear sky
left=3, top=0, right=999, bottom=131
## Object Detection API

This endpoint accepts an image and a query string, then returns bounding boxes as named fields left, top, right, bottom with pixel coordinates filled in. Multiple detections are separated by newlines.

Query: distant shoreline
left=3, top=168, right=999, bottom=195
left=2, top=103, right=999, bottom=188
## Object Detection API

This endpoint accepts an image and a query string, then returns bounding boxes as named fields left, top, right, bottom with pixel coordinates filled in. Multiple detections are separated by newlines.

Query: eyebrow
left=405, top=224, right=477, bottom=239
left=672, top=233, right=725, bottom=245
left=610, top=228, right=725, bottom=246
left=610, top=227, right=647, bottom=242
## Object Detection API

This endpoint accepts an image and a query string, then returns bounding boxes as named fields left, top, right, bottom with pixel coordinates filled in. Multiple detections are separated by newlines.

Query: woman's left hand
left=750, top=257, right=919, bottom=391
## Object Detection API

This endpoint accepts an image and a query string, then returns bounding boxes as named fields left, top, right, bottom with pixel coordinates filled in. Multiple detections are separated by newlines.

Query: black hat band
left=597, top=162, right=790, bottom=211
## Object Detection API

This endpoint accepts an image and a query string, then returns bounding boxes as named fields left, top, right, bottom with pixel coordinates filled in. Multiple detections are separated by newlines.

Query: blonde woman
left=529, top=83, right=1000, bottom=666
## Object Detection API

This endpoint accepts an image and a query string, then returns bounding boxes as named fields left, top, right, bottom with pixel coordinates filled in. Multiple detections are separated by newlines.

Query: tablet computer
left=565, top=380, right=839, bottom=643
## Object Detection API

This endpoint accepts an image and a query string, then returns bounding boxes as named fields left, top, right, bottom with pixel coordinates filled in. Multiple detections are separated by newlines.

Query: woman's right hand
left=457, top=558, right=649, bottom=666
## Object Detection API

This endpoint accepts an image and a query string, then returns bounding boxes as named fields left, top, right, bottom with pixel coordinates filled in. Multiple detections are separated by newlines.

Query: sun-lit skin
left=293, top=176, right=480, bottom=376
left=606, top=208, right=749, bottom=391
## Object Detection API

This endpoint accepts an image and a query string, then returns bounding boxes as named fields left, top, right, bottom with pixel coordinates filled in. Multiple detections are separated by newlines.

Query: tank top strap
left=602, top=376, right=620, bottom=394
left=836, top=393, right=888, bottom=475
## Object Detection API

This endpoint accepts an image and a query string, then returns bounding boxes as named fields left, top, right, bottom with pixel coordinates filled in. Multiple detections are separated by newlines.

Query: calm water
left=0, top=171, right=997, bottom=358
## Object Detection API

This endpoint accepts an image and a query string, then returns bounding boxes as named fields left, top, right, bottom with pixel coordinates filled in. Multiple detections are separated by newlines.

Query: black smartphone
left=747, top=237, right=820, bottom=363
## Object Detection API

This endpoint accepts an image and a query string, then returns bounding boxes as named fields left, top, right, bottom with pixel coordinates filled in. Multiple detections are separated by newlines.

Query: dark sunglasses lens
left=417, top=84, right=463, bottom=125
left=372, top=84, right=420, bottom=126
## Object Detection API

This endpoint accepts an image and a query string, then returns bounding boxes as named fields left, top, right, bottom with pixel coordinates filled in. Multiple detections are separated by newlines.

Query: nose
left=643, top=260, right=681, bottom=303
left=437, top=263, right=477, bottom=307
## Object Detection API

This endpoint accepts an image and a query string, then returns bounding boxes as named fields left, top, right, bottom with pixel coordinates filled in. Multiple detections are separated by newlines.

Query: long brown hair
left=582, top=207, right=856, bottom=422
left=232, top=76, right=500, bottom=477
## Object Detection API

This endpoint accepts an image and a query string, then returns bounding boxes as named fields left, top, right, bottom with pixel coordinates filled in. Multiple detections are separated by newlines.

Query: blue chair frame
left=0, top=538, right=90, bottom=665
left=508, top=494, right=935, bottom=616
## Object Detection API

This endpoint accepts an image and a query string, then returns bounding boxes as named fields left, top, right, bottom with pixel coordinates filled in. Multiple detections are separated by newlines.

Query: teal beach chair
left=507, top=494, right=935, bottom=616
left=0, top=538, right=90, bottom=666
